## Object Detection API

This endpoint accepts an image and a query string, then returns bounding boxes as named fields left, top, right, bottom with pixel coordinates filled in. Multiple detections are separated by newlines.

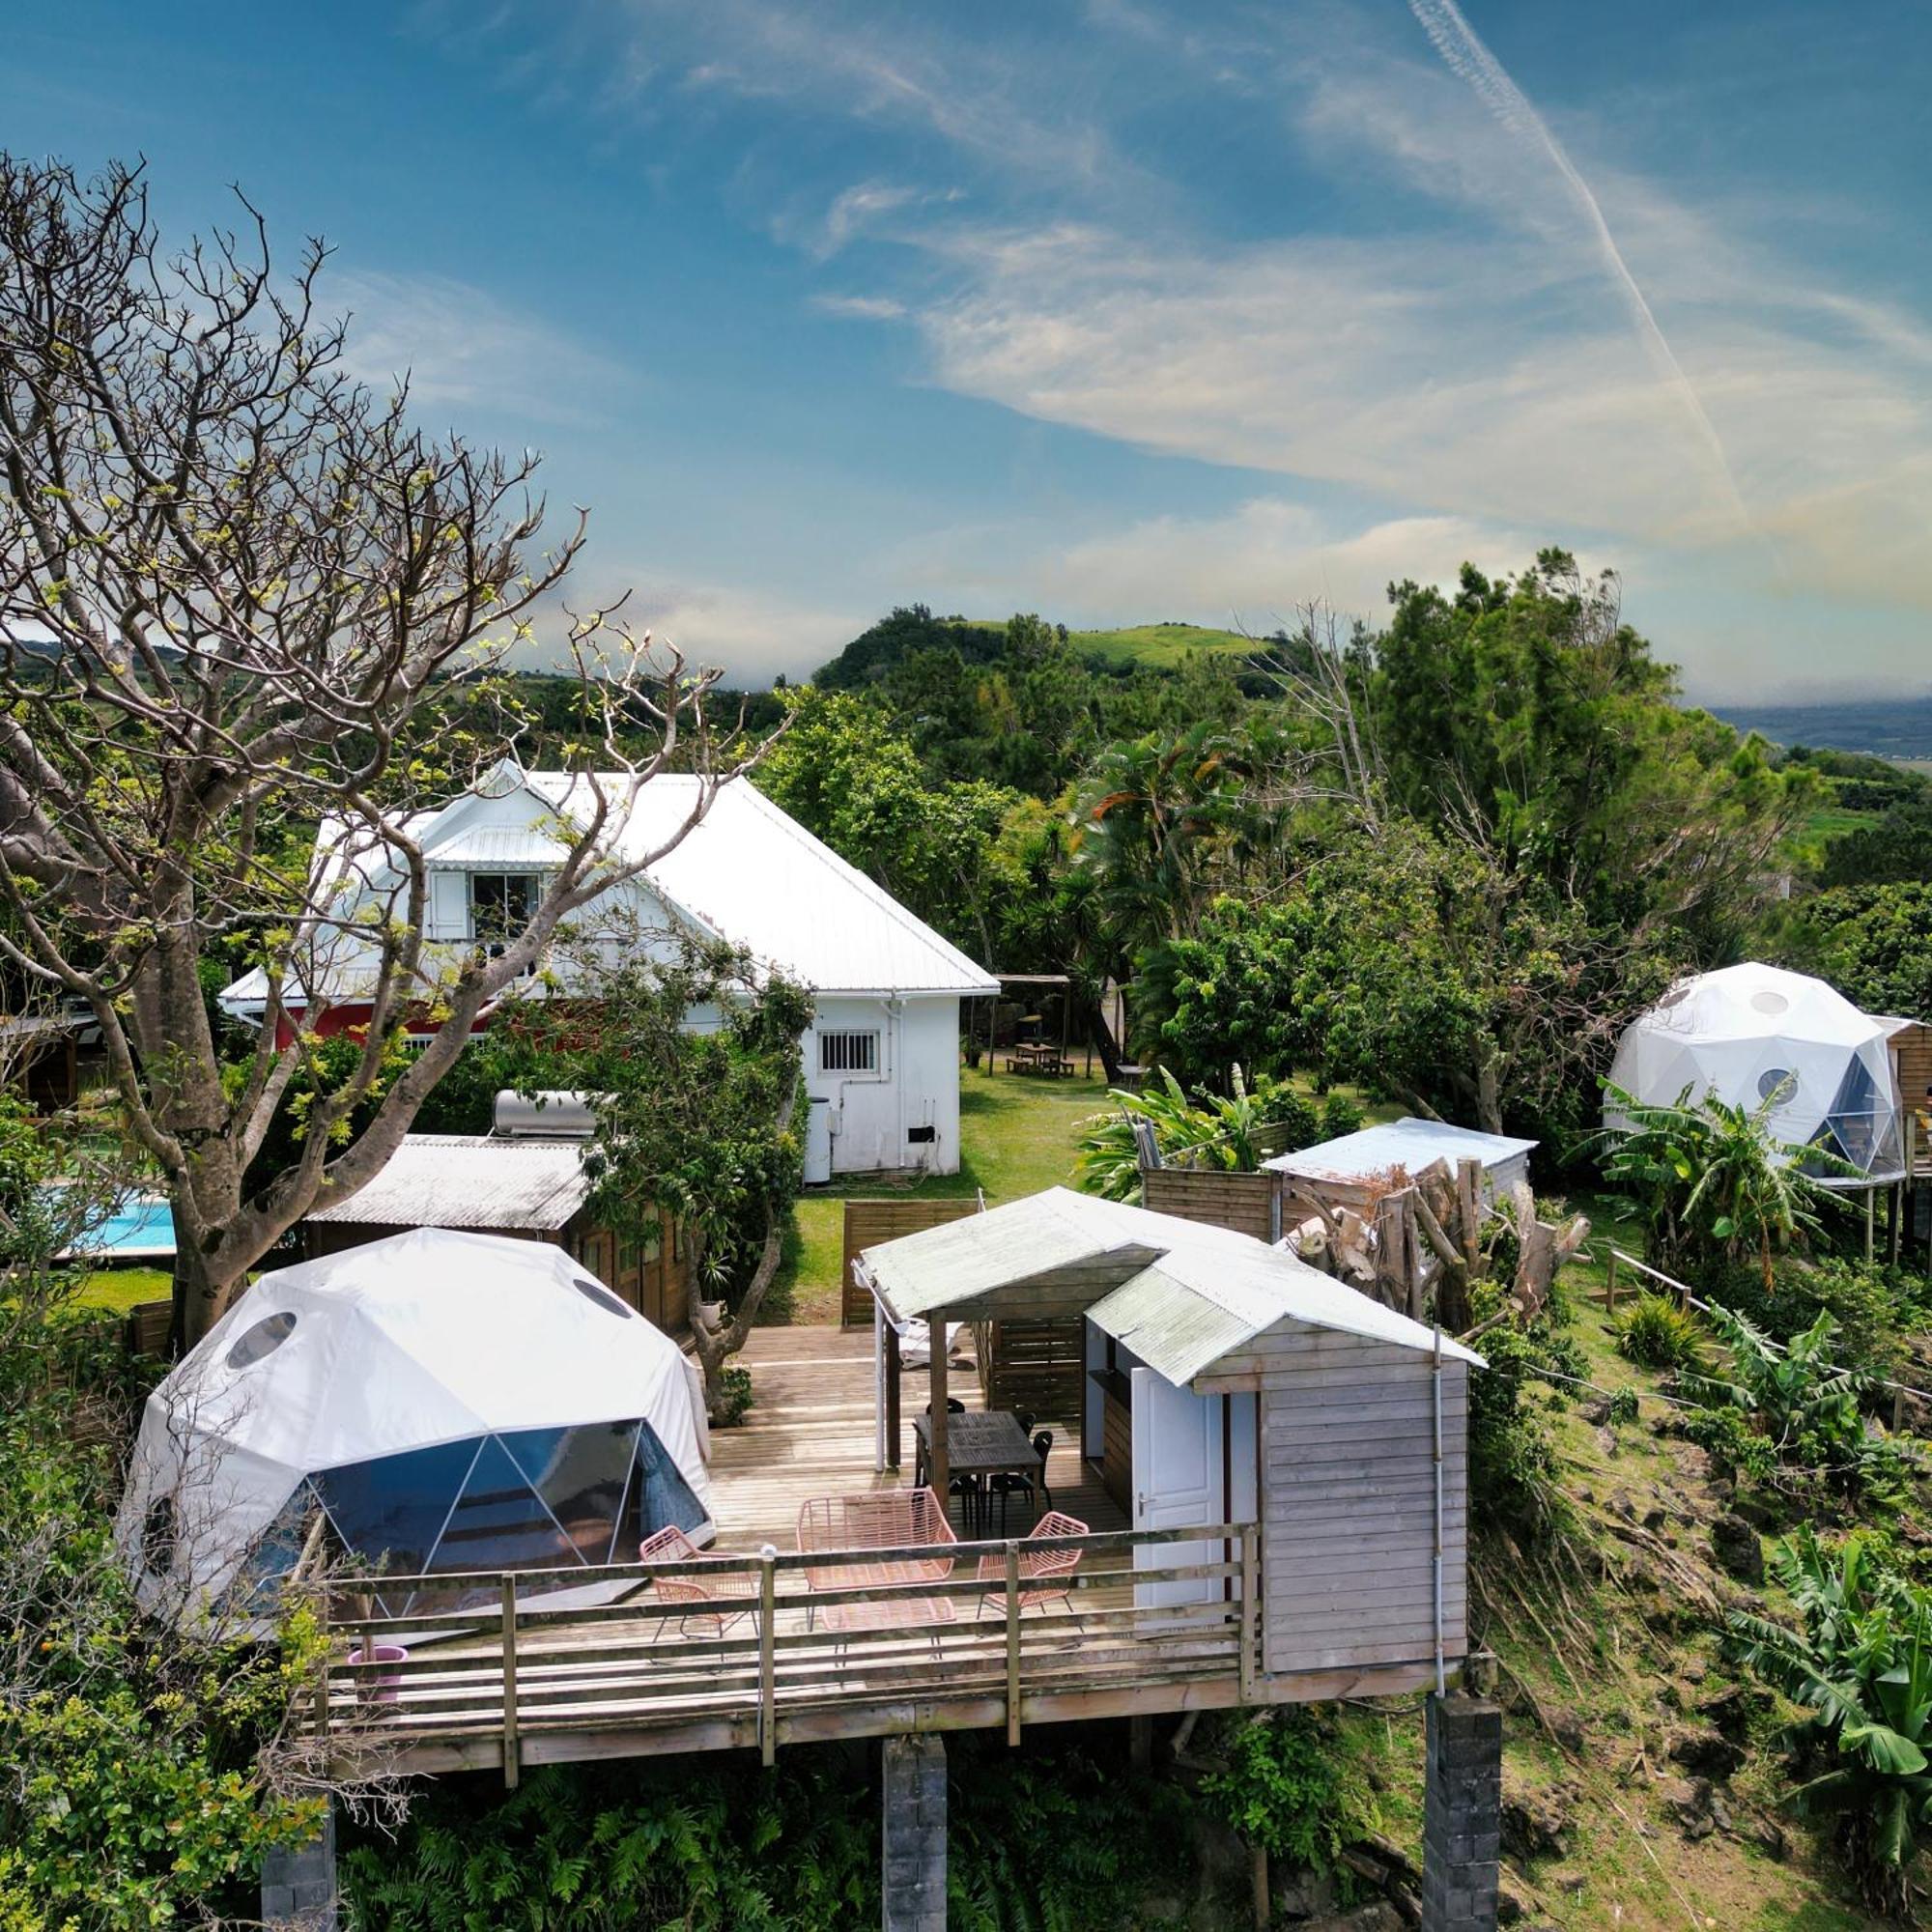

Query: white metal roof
left=860, top=1186, right=1483, bottom=1377
left=525, top=774, right=998, bottom=995
left=304, top=1135, right=588, bottom=1231
left=1264, top=1118, right=1536, bottom=1184
left=219, top=771, right=998, bottom=1011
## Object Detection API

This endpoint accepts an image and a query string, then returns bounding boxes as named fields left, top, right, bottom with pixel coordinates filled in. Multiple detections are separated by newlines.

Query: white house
left=217, top=763, right=998, bottom=1178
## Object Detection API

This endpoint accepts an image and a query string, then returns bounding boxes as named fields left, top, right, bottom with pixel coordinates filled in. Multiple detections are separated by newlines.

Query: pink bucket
left=348, top=1643, right=409, bottom=1699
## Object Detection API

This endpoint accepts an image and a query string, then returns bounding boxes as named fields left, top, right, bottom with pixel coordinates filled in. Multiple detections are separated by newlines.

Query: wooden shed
left=303, top=1130, right=689, bottom=1333
left=1264, top=1117, right=1536, bottom=1210
left=857, top=1187, right=1482, bottom=1682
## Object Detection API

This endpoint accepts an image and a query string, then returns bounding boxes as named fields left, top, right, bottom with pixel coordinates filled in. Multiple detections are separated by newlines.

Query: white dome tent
left=117, top=1229, right=714, bottom=1626
left=1605, top=963, right=1909, bottom=1185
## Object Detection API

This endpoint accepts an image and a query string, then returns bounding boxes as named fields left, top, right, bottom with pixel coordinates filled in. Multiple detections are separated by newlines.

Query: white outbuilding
left=1605, top=962, right=1908, bottom=1183
left=117, top=1229, right=714, bottom=1625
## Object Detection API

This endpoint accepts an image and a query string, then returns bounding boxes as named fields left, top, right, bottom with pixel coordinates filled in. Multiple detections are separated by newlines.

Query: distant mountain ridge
left=1701, top=695, right=1932, bottom=761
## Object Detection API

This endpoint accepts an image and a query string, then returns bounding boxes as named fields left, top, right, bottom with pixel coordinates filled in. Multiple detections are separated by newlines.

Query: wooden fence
left=839, top=1198, right=982, bottom=1326
left=1140, top=1169, right=1280, bottom=1242
left=125, top=1297, right=171, bottom=1356
left=305, top=1521, right=1263, bottom=1777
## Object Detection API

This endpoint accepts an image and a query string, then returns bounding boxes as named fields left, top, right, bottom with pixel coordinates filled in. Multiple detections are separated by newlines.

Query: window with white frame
left=469, top=872, right=538, bottom=945
left=818, top=1029, right=880, bottom=1076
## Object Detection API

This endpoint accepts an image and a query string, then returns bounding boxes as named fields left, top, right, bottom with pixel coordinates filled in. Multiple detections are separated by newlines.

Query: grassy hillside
left=1062, top=619, right=1259, bottom=667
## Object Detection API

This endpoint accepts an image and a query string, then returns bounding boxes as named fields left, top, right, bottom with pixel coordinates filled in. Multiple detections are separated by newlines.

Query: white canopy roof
left=118, top=1229, right=712, bottom=1614
left=859, top=1187, right=1483, bottom=1383
left=1264, top=1118, right=1536, bottom=1184
left=1605, top=962, right=1908, bottom=1183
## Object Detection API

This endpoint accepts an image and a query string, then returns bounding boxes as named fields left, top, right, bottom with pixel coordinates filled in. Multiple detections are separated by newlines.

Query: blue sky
left=8, top=0, right=1929, bottom=697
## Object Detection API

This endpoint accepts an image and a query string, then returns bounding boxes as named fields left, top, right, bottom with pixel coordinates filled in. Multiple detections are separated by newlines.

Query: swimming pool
left=69, top=1191, right=177, bottom=1261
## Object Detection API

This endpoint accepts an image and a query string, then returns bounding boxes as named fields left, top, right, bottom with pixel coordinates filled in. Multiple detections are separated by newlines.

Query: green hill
left=1060, top=620, right=1259, bottom=667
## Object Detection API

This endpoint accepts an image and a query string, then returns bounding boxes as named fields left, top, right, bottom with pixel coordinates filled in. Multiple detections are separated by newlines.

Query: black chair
left=915, top=1398, right=969, bottom=1491
left=989, top=1428, right=1054, bottom=1533
left=1013, top=1410, right=1036, bottom=1436
left=949, top=1472, right=984, bottom=1537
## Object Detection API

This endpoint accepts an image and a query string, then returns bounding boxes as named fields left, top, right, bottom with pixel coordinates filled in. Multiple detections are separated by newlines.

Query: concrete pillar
left=1422, top=1692, right=1502, bottom=1932
left=261, top=1802, right=337, bottom=1930
left=882, top=1733, right=948, bottom=1932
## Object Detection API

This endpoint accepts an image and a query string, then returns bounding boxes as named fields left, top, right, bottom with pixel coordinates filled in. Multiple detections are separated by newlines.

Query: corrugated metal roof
left=222, top=773, right=999, bottom=1012
left=305, top=1135, right=589, bottom=1231
left=859, top=1190, right=1159, bottom=1322
left=427, top=826, right=575, bottom=867
left=1264, top=1118, right=1537, bottom=1183
left=525, top=775, right=999, bottom=995
left=860, top=1185, right=1484, bottom=1372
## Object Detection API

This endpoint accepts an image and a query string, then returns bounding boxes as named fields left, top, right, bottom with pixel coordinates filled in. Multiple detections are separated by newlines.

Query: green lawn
left=72, top=1265, right=173, bottom=1314
left=775, top=1070, right=1115, bottom=1324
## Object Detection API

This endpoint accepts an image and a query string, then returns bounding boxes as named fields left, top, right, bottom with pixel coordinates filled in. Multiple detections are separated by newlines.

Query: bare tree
left=0, top=156, right=772, bottom=1344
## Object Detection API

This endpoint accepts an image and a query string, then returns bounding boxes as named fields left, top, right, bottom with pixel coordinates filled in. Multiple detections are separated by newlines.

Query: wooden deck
left=307, top=1322, right=1444, bottom=1778
left=704, top=1323, right=1126, bottom=1551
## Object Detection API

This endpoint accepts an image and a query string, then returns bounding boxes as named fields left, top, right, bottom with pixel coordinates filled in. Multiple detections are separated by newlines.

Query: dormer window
left=470, top=872, right=537, bottom=947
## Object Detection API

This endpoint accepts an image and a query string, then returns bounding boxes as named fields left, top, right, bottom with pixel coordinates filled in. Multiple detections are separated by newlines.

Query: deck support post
left=758, top=1546, right=779, bottom=1767
left=1128, top=1714, right=1153, bottom=1769
left=1004, top=1543, right=1022, bottom=1747
left=1421, top=1691, right=1502, bottom=1932
left=881, top=1734, right=948, bottom=1932
left=261, top=1799, right=336, bottom=1930
left=500, top=1577, right=521, bottom=1789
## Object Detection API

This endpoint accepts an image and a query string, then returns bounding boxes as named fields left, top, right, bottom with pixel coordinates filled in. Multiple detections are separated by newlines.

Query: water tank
left=492, top=1091, right=600, bottom=1139
left=803, top=1094, right=834, bottom=1186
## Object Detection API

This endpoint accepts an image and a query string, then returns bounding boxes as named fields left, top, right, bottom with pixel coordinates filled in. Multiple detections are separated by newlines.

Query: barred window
left=819, top=1030, right=879, bottom=1075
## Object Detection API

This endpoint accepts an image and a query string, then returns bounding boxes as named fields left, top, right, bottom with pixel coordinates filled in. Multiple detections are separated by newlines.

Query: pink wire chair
left=976, top=1511, right=1089, bottom=1619
left=796, top=1487, right=959, bottom=1641
left=638, top=1524, right=759, bottom=1640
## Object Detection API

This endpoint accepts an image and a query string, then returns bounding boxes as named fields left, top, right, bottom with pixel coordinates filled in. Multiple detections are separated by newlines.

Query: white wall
left=805, top=994, right=962, bottom=1177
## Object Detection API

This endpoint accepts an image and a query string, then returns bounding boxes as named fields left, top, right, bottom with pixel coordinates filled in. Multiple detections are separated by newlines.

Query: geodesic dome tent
left=1605, top=963, right=1908, bottom=1185
left=117, top=1228, right=714, bottom=1625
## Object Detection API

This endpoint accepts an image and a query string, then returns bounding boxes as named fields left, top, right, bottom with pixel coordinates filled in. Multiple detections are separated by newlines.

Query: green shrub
left=1198, top=1706, right=1376, bottom=1878
left=1692, top=1255, right=1917, bottom=1387
left=1613, top=1293, right=1706, bottom=1371
left=1319, top=1092, right=1365, bottom=1141
left=949, top=1737, right=1195, bottom=1929
left=713, top=1366, right=755, bottom=1429
left=1465, top=1282, right=1581, bottom=1543
left=342, top=1756, right=875, bottom=1930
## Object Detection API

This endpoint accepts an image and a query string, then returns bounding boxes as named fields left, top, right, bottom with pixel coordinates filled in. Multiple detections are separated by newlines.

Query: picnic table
left=914, top=1409, right=1042, bottom=1535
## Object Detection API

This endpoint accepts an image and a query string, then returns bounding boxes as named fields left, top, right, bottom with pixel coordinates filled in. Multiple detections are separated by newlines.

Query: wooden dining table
left=913, top=1409, right=1041, bottom=1535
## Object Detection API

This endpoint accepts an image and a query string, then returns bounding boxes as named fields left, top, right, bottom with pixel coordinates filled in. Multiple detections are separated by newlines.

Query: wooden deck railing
left=309, top=1521, right=1262, bottom=1779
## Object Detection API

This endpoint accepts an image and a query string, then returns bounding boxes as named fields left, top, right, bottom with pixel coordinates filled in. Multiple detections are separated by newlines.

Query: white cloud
left=1042, top=504, right=1530, bottom=625
left=529, top=568, right=863, bottom=685
left=329, top=270, right=627, bottom=426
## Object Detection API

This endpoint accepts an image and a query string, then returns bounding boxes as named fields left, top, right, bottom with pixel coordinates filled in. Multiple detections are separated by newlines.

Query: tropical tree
left=1783, top=881, right=1932, bottom=1026
left=0, top=156, right=765, bottom=1343
left=525, top=933, right=811, bottom=1418
left=1730, top=1530, right=1932, bottom=1917
left=1598, top=1081, right=1843, bottom=1286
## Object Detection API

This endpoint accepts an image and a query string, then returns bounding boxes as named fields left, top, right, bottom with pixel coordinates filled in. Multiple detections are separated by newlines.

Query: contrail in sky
left=1406, top=0, right=1756, bottom=539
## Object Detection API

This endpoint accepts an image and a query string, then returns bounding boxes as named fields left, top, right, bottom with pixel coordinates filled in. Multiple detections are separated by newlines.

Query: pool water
left=77, top=1192, right=177, bottom=1259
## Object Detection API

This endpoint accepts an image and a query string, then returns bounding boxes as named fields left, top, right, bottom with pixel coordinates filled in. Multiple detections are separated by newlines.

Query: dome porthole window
left=226, top=1311, right=297, bottom=1370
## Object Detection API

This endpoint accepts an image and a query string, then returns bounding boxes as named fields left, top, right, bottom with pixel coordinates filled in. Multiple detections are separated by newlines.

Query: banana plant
left=1730, top=1529, right=1932, bottom=1916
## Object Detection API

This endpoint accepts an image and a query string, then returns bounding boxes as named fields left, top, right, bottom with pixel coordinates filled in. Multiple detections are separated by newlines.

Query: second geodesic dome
left=1605, top=962, right=1907, bottom=1183
left=117, top=1228, right=714, bottom=1624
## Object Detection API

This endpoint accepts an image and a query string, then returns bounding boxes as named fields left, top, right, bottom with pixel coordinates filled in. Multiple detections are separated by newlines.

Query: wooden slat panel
left=1140, top=1168, right=1277, bottom=1241
left=840, top=1198, right=981, bottom=1326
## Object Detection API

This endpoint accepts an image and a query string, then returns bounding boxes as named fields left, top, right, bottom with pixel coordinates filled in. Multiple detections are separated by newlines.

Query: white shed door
left=1131, top=1369, right=1219, bottom=1617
